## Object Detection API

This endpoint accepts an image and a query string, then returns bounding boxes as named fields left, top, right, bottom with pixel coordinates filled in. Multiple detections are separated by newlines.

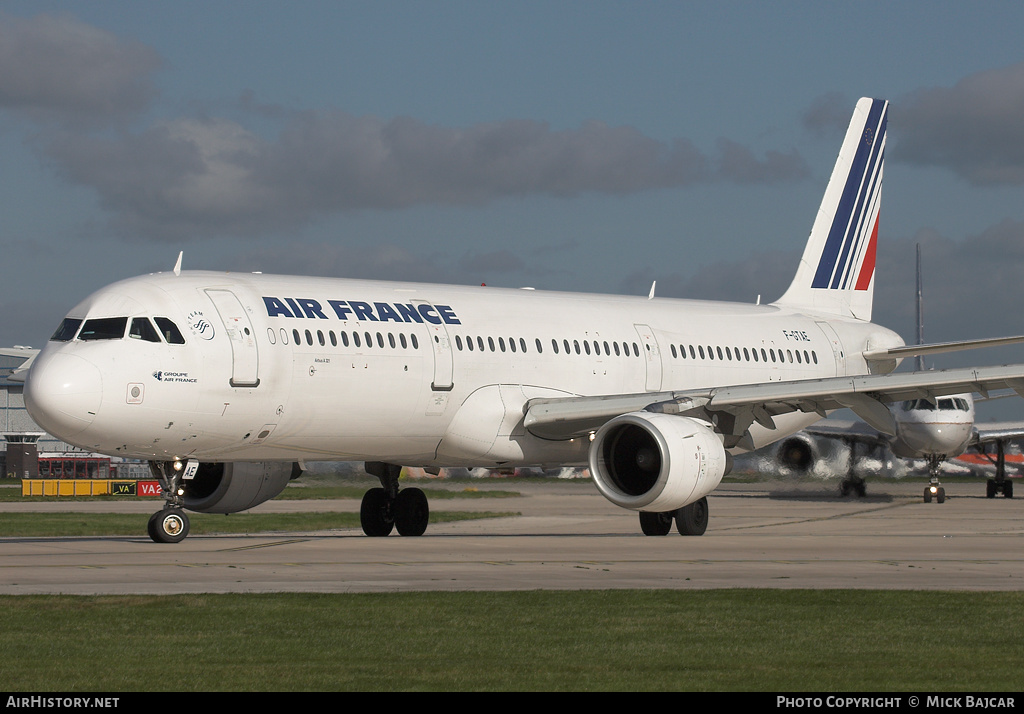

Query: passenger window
left=154, top=318, right=186, bottom=344
left=50, top=318, right=82, bottom=342
left=129, top=317, right=162, bottom=343
left=79, top=317, right=128, bottom=341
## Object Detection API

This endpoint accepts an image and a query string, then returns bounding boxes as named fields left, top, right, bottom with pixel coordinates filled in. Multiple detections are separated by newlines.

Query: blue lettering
left=437, top=304, right=461, bottom=325
left=350, top=301, right=378, bottom=321
left=297, top=298, right=327, bottom=319
left=417, top=304, right=442, bottom=325
left=285, top=298, right=304, bottom=319
left=395, top=304, right=423, bottom=323
left=264, top=296, right=460, bottom=325
left=328, top=300, right=353, bottom=320
left=263, top=296, right=294, bottom=318
left=374, top=302, right=403, bottom=323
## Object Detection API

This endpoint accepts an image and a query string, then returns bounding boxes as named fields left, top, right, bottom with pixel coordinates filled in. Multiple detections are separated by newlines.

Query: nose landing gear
left=923, top=456, right=946, bottom=504
left=146, top=460, right=192, bottom=543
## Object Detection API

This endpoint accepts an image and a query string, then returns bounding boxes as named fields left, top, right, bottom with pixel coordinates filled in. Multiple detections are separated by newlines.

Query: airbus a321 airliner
left=24, top=98, right=1024, bottom=542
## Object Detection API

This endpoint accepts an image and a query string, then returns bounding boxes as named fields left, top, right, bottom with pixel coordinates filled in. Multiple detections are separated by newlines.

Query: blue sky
left=4, top=1, right=1024, bottom=420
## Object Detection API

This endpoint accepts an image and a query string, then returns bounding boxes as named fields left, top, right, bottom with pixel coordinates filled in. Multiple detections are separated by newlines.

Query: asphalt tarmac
left=2, top=478, right=1022, bottom=595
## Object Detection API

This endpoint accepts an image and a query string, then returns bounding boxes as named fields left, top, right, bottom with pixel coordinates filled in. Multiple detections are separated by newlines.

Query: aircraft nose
left=24, top=352, right=103, bottom=440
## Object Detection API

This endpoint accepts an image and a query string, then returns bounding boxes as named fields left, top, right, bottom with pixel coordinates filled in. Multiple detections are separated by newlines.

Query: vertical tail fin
left=774, top=97, right=888, bottom=321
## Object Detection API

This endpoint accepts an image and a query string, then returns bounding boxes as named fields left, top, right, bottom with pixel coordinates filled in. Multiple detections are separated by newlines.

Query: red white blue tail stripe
left=774, top=97, right=888, bottom=321
left=811, top=99, right=887, bottom=291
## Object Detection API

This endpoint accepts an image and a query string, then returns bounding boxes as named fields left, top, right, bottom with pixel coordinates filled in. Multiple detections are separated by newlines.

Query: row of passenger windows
left=50, top=315, right=820, bottom=370
left=457, top=335, right=642, bottom=357
left=50, top=317, right=186, bottom=344
left=670, top=343, right=818, bottom=365
left=269, top=327, right=421, bottom=350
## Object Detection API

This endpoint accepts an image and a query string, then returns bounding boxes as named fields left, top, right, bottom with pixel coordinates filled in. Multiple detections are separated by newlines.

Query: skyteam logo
left=811, top=98, right=887, bottom=292
left=187, top=310, right=215, bottom=340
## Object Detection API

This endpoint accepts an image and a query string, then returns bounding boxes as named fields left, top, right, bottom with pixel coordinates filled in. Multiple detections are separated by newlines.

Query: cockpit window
left=129, top=317, right=162, bottom=343
left=154, top=317, right=186, bottom=344
left=78, top=317, right=128, bottom=341
left=50, top=318, right=83, bottom=342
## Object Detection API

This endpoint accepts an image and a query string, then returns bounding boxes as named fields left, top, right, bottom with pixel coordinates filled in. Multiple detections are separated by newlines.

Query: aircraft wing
left=799, top=418, right=891, bottom=448
left=0, top=347, right=39, bottom=384
left=970, top=422, right=1024, bottom=446
left=524, top=363, right=1024, bottom=442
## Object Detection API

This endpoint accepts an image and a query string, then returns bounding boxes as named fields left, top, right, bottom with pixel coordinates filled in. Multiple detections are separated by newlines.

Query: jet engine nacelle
left=776, top=435, right=817, bottom=473
left=588, top=412, right=729, bottom=512
left=183, top=462, right=301, bottom=513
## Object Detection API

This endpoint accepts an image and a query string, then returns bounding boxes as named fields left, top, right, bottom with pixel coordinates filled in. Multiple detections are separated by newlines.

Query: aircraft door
left=205, top=289, right=260, bottom=387
left=414, top=300, right=454, bottom=392
left=815, top=321, right=846, bottom=377
left=634, top=324, right=663, bottom=391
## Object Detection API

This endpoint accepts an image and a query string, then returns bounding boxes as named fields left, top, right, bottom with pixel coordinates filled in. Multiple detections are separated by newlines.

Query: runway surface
left=2, top=478, right=1022, bottom=595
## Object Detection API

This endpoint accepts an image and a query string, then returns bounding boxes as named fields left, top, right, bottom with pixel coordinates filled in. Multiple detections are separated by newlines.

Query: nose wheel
left=923, top=456, right=946, bottom=503
left=146, top=460, right=193, bottom=543
left=148, top=508, right=190, bottom=543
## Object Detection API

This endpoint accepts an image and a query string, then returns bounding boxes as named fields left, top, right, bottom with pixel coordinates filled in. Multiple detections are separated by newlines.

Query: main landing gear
left=147, top=460, right=191, bottom=543
left=839, top=439, right=869, bottom=498
left=361, top=462, right=430, bottom=537
left=639, top=497, right=709, bottom=536
left=979, top=441, right=1015, bottom=499
left=923, top=455, right=946, bottom=504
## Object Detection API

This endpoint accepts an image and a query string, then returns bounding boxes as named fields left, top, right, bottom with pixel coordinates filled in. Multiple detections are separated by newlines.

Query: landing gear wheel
left=936, top=487, right=945, bottom=504
left=394, top=488, right=429, bottom=537
left=360, top=487, right=395, bottom=537
left=639, top=511, right=673, bottom=536
left=1005, top=481, right=1014, bottom=499
left=148, top=509, right=190, bottom=543
left=923, top=487, right=933, bottom=503
left=987, top=480, right=997, bottom=498
left=675, top=497, right=709, bottom=536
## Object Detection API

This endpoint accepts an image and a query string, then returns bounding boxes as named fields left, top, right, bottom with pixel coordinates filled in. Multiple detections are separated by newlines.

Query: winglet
left=173, top=251, right=183, bottom=276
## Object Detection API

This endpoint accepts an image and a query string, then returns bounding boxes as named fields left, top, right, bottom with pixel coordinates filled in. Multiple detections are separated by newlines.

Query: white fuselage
left=891, top=395, right=975, bottom=458
left=25, top=271, right=904, bottom=468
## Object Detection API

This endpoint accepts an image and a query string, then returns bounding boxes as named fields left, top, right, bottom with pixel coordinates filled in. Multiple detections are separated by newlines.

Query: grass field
left=2, top=474, right=1021, bottom=692
left=1, top=590, right=1021, bottom=691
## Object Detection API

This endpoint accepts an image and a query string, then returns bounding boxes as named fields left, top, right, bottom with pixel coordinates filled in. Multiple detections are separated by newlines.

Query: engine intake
left=183, top=462, right=301, bottom=513
left=777, top=436, right=815, bottom=473
left=589, top=412, right=729, bottom=512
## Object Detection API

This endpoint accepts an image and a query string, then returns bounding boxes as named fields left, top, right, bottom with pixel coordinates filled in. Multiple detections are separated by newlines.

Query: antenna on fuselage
left=173, top=251, right=183, bottom=277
